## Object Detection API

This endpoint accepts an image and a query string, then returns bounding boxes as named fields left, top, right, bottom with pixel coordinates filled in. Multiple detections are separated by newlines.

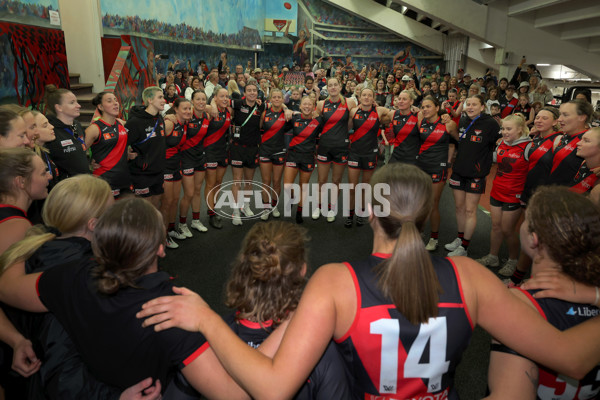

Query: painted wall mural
left=0, top=21, right=68, bottom=106
left=0, top=0, right=59, bottom=27
left=101, top=0, right=263, bottom=50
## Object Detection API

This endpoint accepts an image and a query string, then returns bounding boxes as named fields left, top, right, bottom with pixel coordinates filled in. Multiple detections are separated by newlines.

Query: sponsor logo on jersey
left=103, top=133, right=113, bottom=140
left=60, top=139, right=74, bottom=147
left=470, top=136, right=482, bottom=142
left=470, top=182, right=480, bottom=189
left=566, top=306, right=599, bottom=317
left=474, top=129, right=482, bottom=135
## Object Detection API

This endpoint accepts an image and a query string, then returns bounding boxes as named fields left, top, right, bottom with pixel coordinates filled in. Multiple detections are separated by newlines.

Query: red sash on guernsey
left=321, top=101, right=347, bottom=134
left=550, top=131, right=586, bottom=174
left=290, top=119, right=319, bottom=147
left=180, top=114, right=209, bottom=151
left=393, top=113, right=418, bottom=145
left=166, top=123, right=187, bottom=159
left=351, top=108, right=379, bottom=143
left=571, top=161, right=599, bottom=194
left=501, top=97, right=519, bottom=119
left=262, top=111, right=286, bottom=143
left=93, top=121, right=127, bottom=177
left=528, top=134, right=558, bottom=171
left=203, top=110, right=231, bottom=147
left=419, top=118, right=445, bottom=154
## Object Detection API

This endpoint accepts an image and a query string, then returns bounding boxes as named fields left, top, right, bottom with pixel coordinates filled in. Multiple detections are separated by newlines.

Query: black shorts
left=111, top=187, right=133, bottom=199
left=429, top=168, right=448, bottom=183
left=286, top=151, right=315, bottom=173
left=316, top=145, right=349, bottom=165
left=347, top=152, right=377, bottom=170
left=230, top=143, right=259, bottom=169
left=205, top=151, right=228, bottom=169
left=449, top=172, right=486, bottom=194
left=259, top=151, right=286, bottom=166
left=164, top=169, right=182, bottom=182
left=181, top=153, right=207, bottom=174
left=490, top=196, right=522, bottom=211
left=131, top=173, right=164, bottom=197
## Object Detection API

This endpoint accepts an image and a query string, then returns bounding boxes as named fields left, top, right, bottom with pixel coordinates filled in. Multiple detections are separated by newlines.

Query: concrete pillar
left=57, top=0, right=105, bottom=91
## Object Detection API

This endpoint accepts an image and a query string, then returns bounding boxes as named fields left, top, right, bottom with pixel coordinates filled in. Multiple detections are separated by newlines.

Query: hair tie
left=45, top=225, right=62, bottom=237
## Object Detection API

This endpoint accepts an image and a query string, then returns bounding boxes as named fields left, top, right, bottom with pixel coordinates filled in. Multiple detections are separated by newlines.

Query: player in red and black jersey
left=389, top=90, right=420, bottom=165
left=347, top=88, right=392, bottom=228
left=477, top=114, right=531, bottom=271
left=417, top=96, right=458, bottom=251
left=178, top=90, right=211, bottom=235
left=511, top=93, right=534, bottom=127
left=446, top=95, right=500, bottom=257
left=488, top=187, right=600, bottom=400
left=203, top=88, right=232, bottom=229
left=572, top=128, right=600, bottom=201
left=125, top=87, right=167, bottom=209
left=137, top=164, right=600, bottom=400
left=442, top=89, right=463, bottom=128
left=314, top=77, right=357, bottom=222
left=285, top=96, right=323, bottom=223
left=259, top=89, right=291, bottom=220
left=85, top=92, right=132, bottom=199
left=161, top=98, right=188, bottom=248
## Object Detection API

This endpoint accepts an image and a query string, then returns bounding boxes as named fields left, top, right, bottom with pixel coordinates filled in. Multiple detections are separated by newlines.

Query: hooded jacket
left=45, top=116, right=90, bottom=180
left=125, top=106, right=166, bottom=175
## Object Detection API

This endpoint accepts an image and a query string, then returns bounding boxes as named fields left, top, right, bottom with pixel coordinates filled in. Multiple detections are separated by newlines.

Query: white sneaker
left=232, top=209, right=242, bottom=226
left=444, top=237, right=462, bottom=251
left=498, top=259, right=518, bottom=277
left=242, top=203, right=254, bottom=217
left=260, top=210, right=270, bottom=221
left=311, top=208, right=321, bottom=220
left=191, top=219, right=208, bottom=232
left=326, top=210, right=335, bottom=223
left=272, top=207, right=280, bottom=218
left=166, top=236, right=179, bottom=249
left=448, top=245, right=467, bottom=256
left=425, top=238, right=438, bottom=251
left=168, top=228, right=186, bottom=240
left=178, top=223, right=193, bottom=238
left=476, top=254, right=500, bottom=267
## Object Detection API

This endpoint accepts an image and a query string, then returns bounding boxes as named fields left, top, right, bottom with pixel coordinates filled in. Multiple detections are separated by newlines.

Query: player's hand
left=284, top=109, right=294, bottom=121
left=119, top=378, right=162, bottom=400
left=163, top=114, right=177, bottom=124
left=441, top=113, right=451, bottom=125
left=12, top=338, right=41, bottom=378
left=138, top=286, right=212, bottom=333
left=521, top=270, right=597, bottom=304
left=591, top=165, right=600, bottom=177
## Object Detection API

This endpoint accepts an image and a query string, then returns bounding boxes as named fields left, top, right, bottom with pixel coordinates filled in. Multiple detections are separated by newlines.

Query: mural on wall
left=101, top=0, right=263, bottom=50
left=0, top=0, right=58, bottom=27
left=104, top=35, right=154, bottom=119
left=0, top=21, right=68, bottom=106
left=301, top=0, right=370, bottom=27
left=265, top=0, right=297, bottom=33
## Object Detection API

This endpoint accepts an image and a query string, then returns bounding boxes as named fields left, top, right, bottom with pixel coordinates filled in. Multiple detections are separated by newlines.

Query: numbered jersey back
left=336, top=254, right=473, bottom=399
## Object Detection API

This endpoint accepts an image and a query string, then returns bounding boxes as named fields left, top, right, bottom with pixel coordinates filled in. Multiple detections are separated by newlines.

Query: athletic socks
left=208, top=209, right=216, bottom=217
left=179, top=216, right=186, bottom=224
left=192, top=212, right=200, bottom=220
left=271, top=199, right=277, bottom=207
left=430, top=231, right=439, bottom=240
left=458, top=232, right=464, bottom=239
left=297, top=205, right=303, bottom=213
left=168, top=222, right=175, bottom=232
left=510, top=269, right=526, bottom=284
left=461, top=238, right=470, bottom=249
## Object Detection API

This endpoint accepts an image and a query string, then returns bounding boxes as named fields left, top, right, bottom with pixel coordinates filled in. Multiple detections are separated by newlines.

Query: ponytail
left=371, top=163, right=441, bottom=325
left=0, top=226, right=55, bottom=272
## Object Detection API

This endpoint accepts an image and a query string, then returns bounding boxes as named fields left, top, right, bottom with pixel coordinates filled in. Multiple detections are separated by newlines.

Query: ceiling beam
left=589, top=37, right=600, bottom=52
left=560, top=19, right=600, bottom=40
left=508, top=0, right=568, bottom=16
left=534, top=0, right=600, bottom=28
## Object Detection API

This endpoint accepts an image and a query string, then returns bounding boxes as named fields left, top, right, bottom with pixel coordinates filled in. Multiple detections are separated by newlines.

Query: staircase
left=69, top=73, right=98, bottom=129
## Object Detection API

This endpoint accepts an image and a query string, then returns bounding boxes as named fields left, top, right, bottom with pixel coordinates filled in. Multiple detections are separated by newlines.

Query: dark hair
left=43, top=84, right=71, bottom=115
left=539, top=106, right=560, bottom=119
left=304, top=76, right=314, bottom=84
left=467, top=94, right=486, bottom=106
left=422, top=95, right=441, bottom=109
left=93, top=198, right=165, bottom=295
left=527, top=187, right=600, bottom=286
left=225, top=221, right=309, bottom=326
left=0, top=107, right=21, bottom=138
left=245, top=82, right=258, bottom=92
left=371, top=163, right=439, bottom=325
left=573, top=89, right=592, bottom=104
left=566, top=99, right=594, bottom=124
left=191, top=89, right=207, bottom=101
left=0, top=148, right=36, bottom=201
left=165, top=97, right=191, bottom=115
left=91, top=92, right=110, bottom=109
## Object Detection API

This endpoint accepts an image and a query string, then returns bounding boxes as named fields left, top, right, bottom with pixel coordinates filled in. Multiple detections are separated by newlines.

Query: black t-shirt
left=45, top=116, right=90, bottom=180
left=231, top=99, right=265, bottom=146
left=38, top=261, right=208, bottom=391
left=453, top=113, right=500, bottom=178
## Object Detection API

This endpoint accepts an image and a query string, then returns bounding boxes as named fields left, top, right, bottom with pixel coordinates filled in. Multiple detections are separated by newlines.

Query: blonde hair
left=0, top=175, right=112, bottom=271
left=503, top=113, right=530, bottom=138
left=227, top=80, right=241, bottom=97
left=142, top=86, right=163, bottom=106
left=371, top=163, right=439, bottom=325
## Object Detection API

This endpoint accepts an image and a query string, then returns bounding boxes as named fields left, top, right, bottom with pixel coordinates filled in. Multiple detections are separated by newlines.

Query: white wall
left=58, top=0, right=105, bottom=91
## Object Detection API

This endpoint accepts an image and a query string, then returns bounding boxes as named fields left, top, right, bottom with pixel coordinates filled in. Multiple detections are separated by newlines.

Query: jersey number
left=370, top=317, right=450, bottom=394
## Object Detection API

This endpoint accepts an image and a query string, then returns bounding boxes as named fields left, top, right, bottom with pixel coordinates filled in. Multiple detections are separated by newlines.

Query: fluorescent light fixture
left=401, top=6, right=407, bottom=14
left=537, top=64, right=550, bottom=66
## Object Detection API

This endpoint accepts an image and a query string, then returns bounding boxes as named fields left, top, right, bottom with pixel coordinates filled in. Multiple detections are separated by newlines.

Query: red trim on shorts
left=516, top=287, right=547, bottom=320
left=316, top=159, right=332, bottom=164
left=335, top=262, right=361, bottom=343
left=332, top=161, right=347, bottom=165
left=182, top=342, right=210, bottom=366
left=446, top=257, right=474, bottom=329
